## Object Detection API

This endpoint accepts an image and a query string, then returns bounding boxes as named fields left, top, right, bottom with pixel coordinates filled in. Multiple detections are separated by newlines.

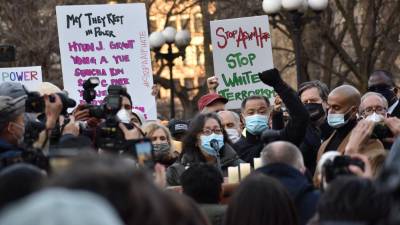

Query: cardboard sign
left=56, top=3, right=156, bottom=120
left=0, top=66, right=42, bottom=91
left=210, top=15, right=275, bottom=109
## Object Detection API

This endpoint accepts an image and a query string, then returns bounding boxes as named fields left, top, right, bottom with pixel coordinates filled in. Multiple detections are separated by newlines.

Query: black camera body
left=84, top=85, right=131, bottom=151
left=25, top=91, right=76, bottom=116
left=372, top=123, right=393, bottom=139
left=24, top=120, right=46, bottom=149
left=323, top=155, right=365, bottom=183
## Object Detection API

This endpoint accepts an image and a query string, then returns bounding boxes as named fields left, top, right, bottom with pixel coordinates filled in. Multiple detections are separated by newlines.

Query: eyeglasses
left=361, top=106, right=387, bottom=116
left=202, top=128, right=223, bottom=136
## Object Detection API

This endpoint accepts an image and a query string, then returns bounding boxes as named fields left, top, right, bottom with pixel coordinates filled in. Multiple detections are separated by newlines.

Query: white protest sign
left=210, top=15, right=275, bottom=109
left=0, top=66, right=42, bottom=91
left=56, top=3, right=156, bottom=120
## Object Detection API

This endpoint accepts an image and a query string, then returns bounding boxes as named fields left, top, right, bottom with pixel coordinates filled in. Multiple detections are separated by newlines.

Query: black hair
left=224, top=173, right=298, bottom=225
left=298, top=80, right=330, bottom=101
left=241, top=95, right=270, bottom=110
left=181, top=113, right=231, bottom=163
left=0, top=163, right=45, bottom=210
left=121, top=91, right=133, bottom=106
left=370, top=69, right=395, bottom=86
left=318, top=177, right=391, bottom=223
left=181, top=164, right=223, bottom=204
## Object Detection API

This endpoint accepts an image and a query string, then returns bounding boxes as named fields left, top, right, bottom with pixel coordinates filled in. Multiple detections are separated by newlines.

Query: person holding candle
left=166, top=113, right=243, bottom=186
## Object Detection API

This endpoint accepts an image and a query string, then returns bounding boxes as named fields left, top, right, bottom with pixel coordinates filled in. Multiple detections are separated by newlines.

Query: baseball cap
left=197, top=93, right=228, bottom=111
left=168, top=119, right=189, bottom=136
left=0, top=96, right=26, bottom=126
left=0, top=82, right=28, bottom=98
left=36, top=82, right=61, bottom=95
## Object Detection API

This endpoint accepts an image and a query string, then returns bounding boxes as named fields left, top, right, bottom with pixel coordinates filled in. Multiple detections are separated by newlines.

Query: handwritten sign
left=210, top=16, right=275, bottom=109
left=56, top=3, right=156, bottom=120
left=0, top=66, right=42, bottom=91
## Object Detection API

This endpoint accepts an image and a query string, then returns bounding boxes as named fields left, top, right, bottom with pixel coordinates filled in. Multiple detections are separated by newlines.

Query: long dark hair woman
left=224, top=174, right=298, bottom=225
left=166, top=113, right=242, bottom=186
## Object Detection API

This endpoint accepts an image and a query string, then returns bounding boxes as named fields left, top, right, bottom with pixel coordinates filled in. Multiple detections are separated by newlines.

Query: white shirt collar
left=388, top=100, right=399, bottom=114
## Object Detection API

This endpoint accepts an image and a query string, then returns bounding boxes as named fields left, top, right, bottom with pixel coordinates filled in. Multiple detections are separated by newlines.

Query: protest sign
left=56, top=3, right=156, bottom=120
left=0, top=66, right=42, bottom=91
left=210, top=15, right=275, bottom=109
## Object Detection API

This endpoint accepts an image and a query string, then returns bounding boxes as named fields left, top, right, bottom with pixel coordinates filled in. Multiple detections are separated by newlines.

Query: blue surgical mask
left=327, top=110, right=354, bottom=128
left=245, top=114, right=269, bottom=135
left=200, top=133, right=224, bottom=156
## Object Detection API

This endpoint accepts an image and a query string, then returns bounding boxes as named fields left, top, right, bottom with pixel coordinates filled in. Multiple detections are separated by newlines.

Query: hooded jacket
left=257, top=163, right=320, bottom=225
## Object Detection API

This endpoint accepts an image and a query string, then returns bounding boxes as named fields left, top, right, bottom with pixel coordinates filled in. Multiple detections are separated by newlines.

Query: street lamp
left=149, top=27, right=191, bottom=119
left=262, top=0, right=329, bottom=87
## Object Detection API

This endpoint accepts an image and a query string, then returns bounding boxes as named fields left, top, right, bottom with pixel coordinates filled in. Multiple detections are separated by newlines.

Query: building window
left=149, top=18, right=158, bottom=32
left=194, top=14, right=203, bottom=33
left=184, top=78, right=194, bottom=89
left=166, top=17, right=177, bottom=29
left=180, top=16, right=190, bottom=30
left=196, top=45, right=204, bottom=65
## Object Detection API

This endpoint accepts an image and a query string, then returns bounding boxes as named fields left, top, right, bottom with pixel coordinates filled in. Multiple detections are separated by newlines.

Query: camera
left=24, top=120, right=46, bottom=149
left=82, top=83, right=131, bottom=151
left=372, top=123, right=393, bottom=139
left=323, top=155, right=365, bottom=183
left=128, top=138, right=154, bottom=168
left=83, top=77, right=100, bottom=104
left=25, top=88, right=76, bottom=115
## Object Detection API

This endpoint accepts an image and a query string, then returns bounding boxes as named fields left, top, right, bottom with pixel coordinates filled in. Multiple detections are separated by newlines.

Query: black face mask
left=304, top=103, right=325, bottom=122
left=368, top=85, right=397, bottom=106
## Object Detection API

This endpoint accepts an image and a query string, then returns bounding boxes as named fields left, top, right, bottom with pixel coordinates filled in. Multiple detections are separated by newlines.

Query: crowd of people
left=0, top=67, right=399, bottom=225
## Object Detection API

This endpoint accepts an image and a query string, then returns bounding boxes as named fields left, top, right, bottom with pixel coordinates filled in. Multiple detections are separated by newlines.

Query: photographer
left=0, top=96, right=27, bottom=168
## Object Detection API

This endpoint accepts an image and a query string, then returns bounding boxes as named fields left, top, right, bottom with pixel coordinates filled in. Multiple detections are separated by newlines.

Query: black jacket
left=166, top=144, right=242, bottom=186
left=234, top=81, right=310, bottom=163
left=257, top=163, right=320, bottom=225
left=300, top=121, right=333, bottom=174
left=389, top=101, right=400, bottom=118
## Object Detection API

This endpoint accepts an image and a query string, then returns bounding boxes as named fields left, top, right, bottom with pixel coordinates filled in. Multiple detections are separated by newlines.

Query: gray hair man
left=257, top=141, right=319, bottom=225
left=218, top=110, right=242, bottom=144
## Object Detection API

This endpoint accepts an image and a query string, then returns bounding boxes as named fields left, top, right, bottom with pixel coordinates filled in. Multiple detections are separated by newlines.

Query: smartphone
left=131, top=138, right=154, bottom=169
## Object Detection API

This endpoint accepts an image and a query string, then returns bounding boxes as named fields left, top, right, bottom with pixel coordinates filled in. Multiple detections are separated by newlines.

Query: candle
left=253, top=158, right=262, bottom=169
left=240, top=163, right=251, bottom=180
left=228, top=166, right=239, bottom=184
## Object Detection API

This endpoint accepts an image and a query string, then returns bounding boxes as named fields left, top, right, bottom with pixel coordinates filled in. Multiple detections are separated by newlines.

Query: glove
left=258, top=68, right=284, bottom=87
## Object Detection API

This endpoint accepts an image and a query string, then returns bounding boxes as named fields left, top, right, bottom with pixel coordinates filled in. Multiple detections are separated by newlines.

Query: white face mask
left=365, top=112, right=384, bottom=122
left=117, top=109, right=132, bottom=124
left=226, top=128, right=241, bottom=143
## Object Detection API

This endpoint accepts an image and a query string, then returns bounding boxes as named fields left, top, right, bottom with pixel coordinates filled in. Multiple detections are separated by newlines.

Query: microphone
left=210, top=139, right=219, bottom=152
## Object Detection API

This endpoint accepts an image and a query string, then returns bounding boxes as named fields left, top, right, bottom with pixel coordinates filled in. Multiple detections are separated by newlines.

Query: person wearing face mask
left=142, top=122, right=178, bottom=167
left=359, top=92, right=393, bottom=149
left=316, top=85, right=384, bottom=163
left=166, top=113, right=242, bottom=186
left=368, top=70, right=400, bottom=118
left=217, top=111, right=242, bottom=144
left=297, top=81, right=333, bottom=174
left=234, top=68, right=310, bottom=163
left=0, top=96, right=28, bottom=169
